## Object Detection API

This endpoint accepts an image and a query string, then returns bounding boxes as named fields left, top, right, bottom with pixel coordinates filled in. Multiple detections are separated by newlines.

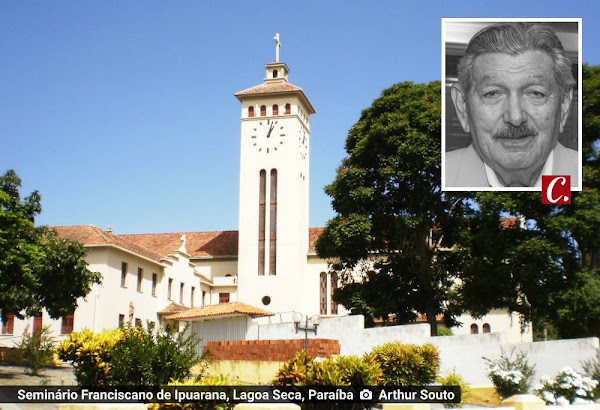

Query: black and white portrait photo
left=442, top=19, right=582, bottom=191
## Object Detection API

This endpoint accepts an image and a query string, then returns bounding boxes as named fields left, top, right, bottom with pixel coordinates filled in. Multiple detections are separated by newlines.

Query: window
left=258, top=170, right=266, bottom=275
left=168, top=278, right=173, bottom=300
left=121, top=262, right=128, bottom=287
left=202, top=291, right=206, bottom=307
left=260, top=105, right=266, bottom=116
left=137, top=268, right=143, bottom=292
left=152, top=273, right=157, bottom=297
left=285, top=103, right=291, bottom=114
left=180, top=283, right=185, bottom=304
left=470, top=323, right=479, bottom=334
left=118, top=314, right=125, bottom=327
left=483, top=323, right=491, bottom=333
left=2, top=314, right=14, bottom=335
left=248, top=106, right=254, bottom=117
left=319, top=272, right=327, bottom=315
left=269, top=169, right=277, bottom=275
left=191, top=287, right=195, bottom=307
left=272, top=104, right=278, bottom=116
left=330, top=273, right=338, bottom=315
left=61, top=312, right=74, bottom=335
left=33, top=313, right=42, bottom=336
left=219, top=293, right=230, bottom=304
left=135, top=318, right=142, bottom=328
left=273, top=69, right=278, bottom=78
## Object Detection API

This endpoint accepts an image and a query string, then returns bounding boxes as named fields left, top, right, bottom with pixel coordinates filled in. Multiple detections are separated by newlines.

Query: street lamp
left=292, top=312, right=321, bottom=352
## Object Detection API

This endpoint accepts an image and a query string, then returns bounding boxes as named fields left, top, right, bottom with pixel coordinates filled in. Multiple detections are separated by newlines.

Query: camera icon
left=359, top=389, right=373, bottom=400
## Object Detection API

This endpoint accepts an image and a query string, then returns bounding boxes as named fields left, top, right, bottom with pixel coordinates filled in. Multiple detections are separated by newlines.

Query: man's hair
left=457, top=22, right=575, bottom=98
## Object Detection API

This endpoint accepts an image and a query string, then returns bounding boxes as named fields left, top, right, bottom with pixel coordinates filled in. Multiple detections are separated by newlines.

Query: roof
left=52, top=225, right=164, bottom=264
left=235, top=80, right=316, bottom=114
left=308, top=227, right=325, bottom=254
left=157, top=301, right=188, bottom=315
left=119, top=231, right=239, bottom=258
left=165, top=302, right=274, bottom=320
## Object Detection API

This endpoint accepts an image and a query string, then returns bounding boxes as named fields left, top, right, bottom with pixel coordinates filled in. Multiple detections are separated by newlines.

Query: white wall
left=246, top=314, right=599, bottom=387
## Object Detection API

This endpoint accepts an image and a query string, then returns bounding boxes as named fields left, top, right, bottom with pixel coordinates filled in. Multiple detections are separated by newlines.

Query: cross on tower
left=274, top=33, right=281, bottom=62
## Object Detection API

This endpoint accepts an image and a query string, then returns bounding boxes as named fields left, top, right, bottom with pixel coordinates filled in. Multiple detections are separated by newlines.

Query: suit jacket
left=445, top=142, right=579, bottom=188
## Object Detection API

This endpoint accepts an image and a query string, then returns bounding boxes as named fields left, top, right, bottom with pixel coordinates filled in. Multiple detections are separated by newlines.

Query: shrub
left=483, top=348, right=535, bottom=400
left=534, top=367, right=598, bottom=405
left=110, top=324, right=203, bottom=386
left=438, top=372, right=471, bottom=408
left=367, top=342, right=439, bottom=386
left=59, top=324, right=205, bottom=386
left=437, top=327, right=454, bottom=336
left=15, top=326, right=56, bottom=375
left=582, top=348, right=600, bottom=398
left=57, top=328, right=122, bottom=386
left=273, top=351, right=382, bottom=387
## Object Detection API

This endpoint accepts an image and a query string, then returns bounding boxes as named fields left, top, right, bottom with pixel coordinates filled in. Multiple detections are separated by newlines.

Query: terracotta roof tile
left=157, top=301, right=189, bottom=315
left=52, top=225, right=164, bottom=263
left=166, top=302, right=273, bottom=320
left=308, top=227, right=324, bottom=254
left=235, top=80, right=302, bottom=96
left=119, top=231, right=239, bottom=258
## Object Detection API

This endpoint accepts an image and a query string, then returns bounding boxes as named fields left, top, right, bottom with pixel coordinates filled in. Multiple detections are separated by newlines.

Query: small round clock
left=251, top=119, right=286, bottom=153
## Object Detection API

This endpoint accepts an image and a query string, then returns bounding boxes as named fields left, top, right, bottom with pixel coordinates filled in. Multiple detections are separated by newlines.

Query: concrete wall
left=247, top=315, right=599, bottom=387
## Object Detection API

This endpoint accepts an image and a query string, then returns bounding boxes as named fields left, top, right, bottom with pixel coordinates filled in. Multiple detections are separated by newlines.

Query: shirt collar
left=485, top=149, right=554, bottom=188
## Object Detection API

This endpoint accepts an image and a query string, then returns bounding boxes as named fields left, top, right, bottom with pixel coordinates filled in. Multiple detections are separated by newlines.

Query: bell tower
left=235, top=34, right=315, bottom=313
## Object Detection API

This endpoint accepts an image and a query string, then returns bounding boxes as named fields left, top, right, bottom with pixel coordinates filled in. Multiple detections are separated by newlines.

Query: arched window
left=285, top=103, right=291, bottom=115
left=260, top=105, right=266, bottom=116
left=272, top=104, right=278, bottom=116
left=273, top=69, right=278, bottom=78
left=258, top=170, right=266, bottom=275
left=269, top=169, right=278, bottom=275
left=248, top=106, right=254, bottom=117
left=330, top=273, right=338, bottom=315
left=483, top=323, right=491, bottom=333
left=470, top=323, right=479, bottom=334
left=320, top=272, right=327, bottom=315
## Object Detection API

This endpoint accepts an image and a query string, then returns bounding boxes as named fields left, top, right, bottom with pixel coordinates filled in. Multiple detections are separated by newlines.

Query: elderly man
left=446, top=23, right=578, bottom=188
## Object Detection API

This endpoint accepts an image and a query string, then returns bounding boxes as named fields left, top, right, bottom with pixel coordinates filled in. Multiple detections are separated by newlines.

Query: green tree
left=0, top=169, right=101, bottom=320
left=455, top=64, right=600, bottom=338
left=315, top=81, right=470, bottom=335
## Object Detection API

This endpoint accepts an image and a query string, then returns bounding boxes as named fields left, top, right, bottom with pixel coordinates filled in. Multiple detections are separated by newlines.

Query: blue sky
left=1, top=1, right=599, bottom=234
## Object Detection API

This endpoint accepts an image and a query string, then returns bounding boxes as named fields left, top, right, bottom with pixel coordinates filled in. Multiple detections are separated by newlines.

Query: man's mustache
left=493, top=124, right=538, bottom=139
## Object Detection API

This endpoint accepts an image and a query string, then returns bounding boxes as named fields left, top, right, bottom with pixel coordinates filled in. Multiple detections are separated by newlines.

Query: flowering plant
left=534, top=367, right=598, bottom=405
left=484, top=348, right=535, bottom=399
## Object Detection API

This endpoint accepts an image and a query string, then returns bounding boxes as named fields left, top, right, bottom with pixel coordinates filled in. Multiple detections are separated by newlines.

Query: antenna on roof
left=274, top=33, right=281, bottom=62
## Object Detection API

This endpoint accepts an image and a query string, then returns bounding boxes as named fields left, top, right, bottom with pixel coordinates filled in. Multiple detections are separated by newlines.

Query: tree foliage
left=0, top=169, right=102, bottom=319
left=317, top=65, right=600, bottom=339
left=316, top=81, right=470, bottom=335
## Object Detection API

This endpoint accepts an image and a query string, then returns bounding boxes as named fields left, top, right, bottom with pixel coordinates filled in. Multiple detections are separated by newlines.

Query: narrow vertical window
left=137, top=268, right=143, bottom=292
left=33, top=312, right=42, bottom=336
left=61, top=311, right=74, bottom=335
left=483, top=323, right=491, bottom=333
left=121, top=262, right=128, bottom=287
left=260, top=105, right=266, bottom=116
left=202, top=291, right=206, bottom=307
left=258, top=170, right=266, bottom=275
left=2, top=314, right=14, bottom=335
left=273, top=69, right=278, bottom=78
left=168, top=278, right=173, bottom=300
left=191, top=286, right=195, bottom=308
left=285, top=103, right=291, bottom=114
left=180, top=283, right=185, bottom=304
left=470, top=324, right=479, bottom=334
left=269, top=169, right=277, bottom=275
left=135, top=318, right=142, bottom=328
left=118, top=314, right=125, bottom=328
left=248, top=106, right=254, bottom=117
left=330, top=273, right=338, bottom=315
left=320, top=272, right=327, bottom=315
left=152, top=273, right=157, bottom=297
left=272, top=104, right=279, bottom=115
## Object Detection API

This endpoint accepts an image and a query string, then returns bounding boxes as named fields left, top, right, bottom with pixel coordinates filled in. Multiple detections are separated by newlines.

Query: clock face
left=298, top=128, right=308, bottom=160
left=251, top=119, right=286, bottom=153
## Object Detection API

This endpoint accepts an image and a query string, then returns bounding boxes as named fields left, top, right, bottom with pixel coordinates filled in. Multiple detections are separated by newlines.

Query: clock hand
left=267, top=124, right=274, bottom=138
